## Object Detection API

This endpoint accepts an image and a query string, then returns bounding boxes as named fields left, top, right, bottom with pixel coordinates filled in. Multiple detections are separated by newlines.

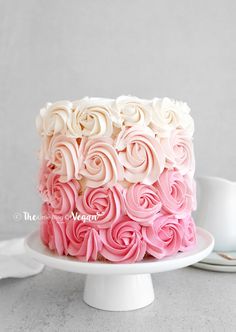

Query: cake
left=36, top=96, right=197, bottom=263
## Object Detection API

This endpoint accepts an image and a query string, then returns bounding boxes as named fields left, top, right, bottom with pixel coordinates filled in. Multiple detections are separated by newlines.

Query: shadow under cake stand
left=25, top=227, right=214, bottom=311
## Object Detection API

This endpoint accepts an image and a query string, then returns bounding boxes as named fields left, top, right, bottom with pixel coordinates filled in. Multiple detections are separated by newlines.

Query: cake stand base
left=24, top=228, right=214, bottom=311
left=84, top=273, right=154, bottom=311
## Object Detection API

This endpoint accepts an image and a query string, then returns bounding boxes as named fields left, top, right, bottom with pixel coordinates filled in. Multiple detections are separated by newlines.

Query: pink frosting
left=79, top=137, right=124, bottom=188
left=188, top=175, right=197, bottom=211
left=161, top=129, right=195, bottom=175
left=38, top=160, right=52, bottom=201
left=66, top=219, right=102, bottom=261
left=124, top=183, right=162, bottom=225
left=40, top=203, right=68, bottom=256
left=142, top=214, right=184, bottom=259
left=100, top=215, right=146, bottom=263
left=155, top=169, right=194, bottom=218
left=179, top=215, right=196, bottom=251
left=47, top=134, right=81, bottom=182
left=115, top=127, right=165, bottom=184
left=39, top=161, right=80, bottom=216
left=76, top=184, right=125, bottom=229
left=47, top=176, right=79, bottom=217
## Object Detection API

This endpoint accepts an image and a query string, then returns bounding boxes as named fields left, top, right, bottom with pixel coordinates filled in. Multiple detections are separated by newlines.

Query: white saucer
left=25, top=227, right=214, bottom=311
left=193, top=262, right=236, bottom=273
left=201, top=251, right=236, bottom=266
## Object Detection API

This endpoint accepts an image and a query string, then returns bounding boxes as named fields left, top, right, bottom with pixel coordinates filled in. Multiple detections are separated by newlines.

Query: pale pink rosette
left=142, top=215, right=184, bottom=259
left=155, top=169, right=194, bottom=218
left=39, top=135, right=52, bottom=161
left=115, top=127, right=165, bottom=184
left=47, top=134, right=81, bottom=182
left=161, top=129, right=195, bottom=175
left=39, top=170, right=80, bottom=216
left=66, top=219, right=102, bottom=261
left=124, top=183, right=162, bottom=225
left=77, top=184, right=125, bottom=229
left=79, top=137, right=124, bottom=188
left=179, top=215, right=197, bottom=251
left=100, top=216, right=146, bottom=263
left=40, top=203, right=68, bottom=256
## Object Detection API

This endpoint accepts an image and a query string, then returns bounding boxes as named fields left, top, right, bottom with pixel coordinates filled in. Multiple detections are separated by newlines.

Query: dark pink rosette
left=40, top=203, right=68, bottom=256
left=100, top=215, right=146, bottom=263
left=142, top=215, right=184, bottom=259
left=179, top=215, right=197, bottom=251
left=76, top=184, right=125, bottom=229
left=39, top=162, right=80, bottom=217
left=66, top=219, right=102, bottom=261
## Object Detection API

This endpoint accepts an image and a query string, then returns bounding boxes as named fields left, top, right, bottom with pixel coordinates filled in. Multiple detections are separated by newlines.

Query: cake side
left=36, top=96, right=196, bottom=263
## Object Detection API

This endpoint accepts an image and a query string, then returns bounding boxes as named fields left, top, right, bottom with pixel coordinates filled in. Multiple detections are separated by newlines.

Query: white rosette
left=150, top=97, right=194, bottom=137
left=115, top=96, right=152, bottom=127
left=36, top=100, right=73, bottom=136
left=68, top=97, right=121, bottom=138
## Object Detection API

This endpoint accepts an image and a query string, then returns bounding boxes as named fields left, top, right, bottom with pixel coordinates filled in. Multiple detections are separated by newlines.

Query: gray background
left=1, top=0, right=236, bottom=236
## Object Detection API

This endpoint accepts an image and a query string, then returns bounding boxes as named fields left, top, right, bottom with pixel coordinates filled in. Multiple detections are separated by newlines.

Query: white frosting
left=36, top=100, right=73, bottom=136
left=115, top=96, right=152, bottom=127
left=69, top=97, right=121, bottom=138
left=150, top=97, right=194, bottom=137
left=36, top=96, right=194, bottom=139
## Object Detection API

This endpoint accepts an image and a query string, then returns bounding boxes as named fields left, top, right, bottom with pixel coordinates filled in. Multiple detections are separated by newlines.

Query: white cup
left=194, top=176, right=236, bottom=251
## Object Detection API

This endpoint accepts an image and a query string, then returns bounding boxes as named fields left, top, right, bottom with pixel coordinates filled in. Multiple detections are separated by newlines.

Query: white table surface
left=1, top=264, right=236, bottom=331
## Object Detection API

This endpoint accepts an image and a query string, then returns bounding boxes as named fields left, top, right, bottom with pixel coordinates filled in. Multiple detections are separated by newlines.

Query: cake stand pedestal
left=25, top=227, right=214, bottom=311
left=84, top=274, right=154, bottom=311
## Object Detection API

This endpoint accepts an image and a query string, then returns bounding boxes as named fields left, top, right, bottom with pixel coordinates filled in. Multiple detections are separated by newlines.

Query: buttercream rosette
left=37, top=96, right=196, bottom=262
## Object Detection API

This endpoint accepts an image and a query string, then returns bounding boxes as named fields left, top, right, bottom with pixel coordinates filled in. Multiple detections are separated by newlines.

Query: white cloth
left=0, top=238, right=44, bottom=279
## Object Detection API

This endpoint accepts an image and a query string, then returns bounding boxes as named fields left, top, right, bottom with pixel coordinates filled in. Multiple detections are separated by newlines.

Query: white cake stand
left=25, top=227, right=214, bottom=311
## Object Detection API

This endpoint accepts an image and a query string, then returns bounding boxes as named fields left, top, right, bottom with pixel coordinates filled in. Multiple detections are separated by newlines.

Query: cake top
left=36, top=95, right=194, bottom=139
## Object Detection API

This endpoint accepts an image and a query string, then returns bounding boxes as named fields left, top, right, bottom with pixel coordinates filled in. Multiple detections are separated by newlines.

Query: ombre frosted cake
left=36, top=96, right=196, bottom=263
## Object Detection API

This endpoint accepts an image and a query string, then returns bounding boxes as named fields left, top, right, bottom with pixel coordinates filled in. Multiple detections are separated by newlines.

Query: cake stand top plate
left=25, top=227, right=214, bottom=275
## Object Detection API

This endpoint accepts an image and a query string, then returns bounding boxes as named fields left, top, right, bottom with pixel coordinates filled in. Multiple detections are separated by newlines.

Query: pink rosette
left=46, top=173, right=80, bottom=216
left=189, top=175, right=197, bottom=211
left=79, top=137, right=124, bottom=188
left=179, top=215, right=197, bottom=251
left=40, top=203, right=68, bottom=256
left=155, top=169, right=194, bottom=218
left=115, top=127, right=165, bottom=184
left=76, top=184, right=125, bottom=229
left=47, top=134, right=81, bottom=182
left=161, top=129, right=195, bottom=175
left=124, top=183, right=162, bottom=225
left=66, top=219, right=102, bottom=261
left=39, top=161, right=80, bottom=216
left=142, top=215, right=184, bottom=259
left=100, top=216, right=146, bottom=263
left=38, top=160, right=52, bottom=201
